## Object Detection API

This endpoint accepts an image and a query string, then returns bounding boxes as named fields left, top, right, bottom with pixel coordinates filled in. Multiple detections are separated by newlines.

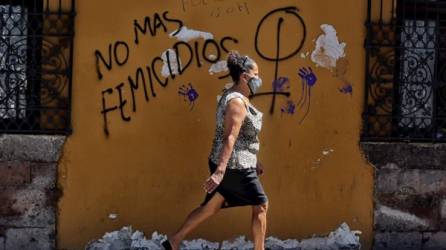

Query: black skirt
left=200, top=158, right=268, bottom=209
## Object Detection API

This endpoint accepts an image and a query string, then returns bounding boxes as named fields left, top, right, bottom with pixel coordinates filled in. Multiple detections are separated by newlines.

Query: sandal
left=161, top=237, right=173, bottom=250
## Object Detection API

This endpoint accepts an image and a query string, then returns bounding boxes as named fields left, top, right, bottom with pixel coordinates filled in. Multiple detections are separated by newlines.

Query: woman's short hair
left=227, top=50, right=256, bottom=84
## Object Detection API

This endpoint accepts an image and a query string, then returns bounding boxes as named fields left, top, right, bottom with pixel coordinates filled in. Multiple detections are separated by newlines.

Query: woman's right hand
left=203, top=169, right=225, bottom=193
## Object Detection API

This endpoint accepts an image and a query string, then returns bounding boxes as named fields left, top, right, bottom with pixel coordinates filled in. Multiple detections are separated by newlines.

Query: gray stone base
left=374, top=232, right=446, bottom=250
left=0, top=135, right=65, bottom=250
left=362, top=142, right=446, bottom=250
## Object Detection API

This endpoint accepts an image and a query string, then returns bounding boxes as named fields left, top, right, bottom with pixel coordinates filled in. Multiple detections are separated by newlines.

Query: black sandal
left=161, top=238, right=173, bottom=250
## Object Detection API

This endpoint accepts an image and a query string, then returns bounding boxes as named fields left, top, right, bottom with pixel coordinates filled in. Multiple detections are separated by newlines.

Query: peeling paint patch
left=311, top=24, right=346, bottom=70
left=160, top=49, right=182, bottom=78
left=313, top=148, right=335, bottom=166
left=311, top=25, right=353, bottom=96
left=322, top=149, right=335, bottom=156
left=108, top=213, right=118, bottom=220
left=169, top=26, right=213, bottom=42
left=300, top=51, right=310, bottom=59
left=333, top=58, right=353, bottom=96
left=208, top=60, right=228, bottom=75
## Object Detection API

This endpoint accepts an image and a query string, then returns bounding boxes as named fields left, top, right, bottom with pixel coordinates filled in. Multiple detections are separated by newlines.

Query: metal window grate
left=0, top=0, right=75, bottom=134
left=363, top=0, right=446, bottom=142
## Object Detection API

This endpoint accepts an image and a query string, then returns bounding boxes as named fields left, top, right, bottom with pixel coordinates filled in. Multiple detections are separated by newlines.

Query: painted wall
left=57, top=0, right=374, bottom=249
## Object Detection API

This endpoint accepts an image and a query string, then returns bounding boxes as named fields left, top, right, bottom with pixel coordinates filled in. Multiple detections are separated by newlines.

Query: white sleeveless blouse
left=208, top=89, right=263, bottom=170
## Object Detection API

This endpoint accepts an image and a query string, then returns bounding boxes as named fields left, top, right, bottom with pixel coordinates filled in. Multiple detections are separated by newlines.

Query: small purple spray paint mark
left=178, top=83, right=199, bottom=110
left=281, top=100, right=296, bottom=115
left=273, top=77, right=290, bottom=92
left=339, top=84, right=353, bottom=95
left=296, top=66, right=317, bottom=124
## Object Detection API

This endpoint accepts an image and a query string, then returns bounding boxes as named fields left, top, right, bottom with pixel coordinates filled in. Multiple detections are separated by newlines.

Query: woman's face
left=241, top=63, right=259, bottom=83
left=240, top=63, right=262, bottom=95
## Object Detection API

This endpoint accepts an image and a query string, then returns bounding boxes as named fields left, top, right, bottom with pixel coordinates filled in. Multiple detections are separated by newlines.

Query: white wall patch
left=169, top=26, right=214, bottom=42
left=311, top=24, right=346, bottom=70
left=160, top=49, right=182, bottom=78
left=209, top=60, right=228, bottom=75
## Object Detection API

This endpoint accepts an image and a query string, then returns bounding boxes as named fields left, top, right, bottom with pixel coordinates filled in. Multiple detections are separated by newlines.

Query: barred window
left=363, top=0, right=446, bottom=142
left=0, top=0, right=75, bottom=134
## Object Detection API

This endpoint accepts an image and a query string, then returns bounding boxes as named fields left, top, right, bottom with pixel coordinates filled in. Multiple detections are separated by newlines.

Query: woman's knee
left=252, top=201, right=268, bottom=215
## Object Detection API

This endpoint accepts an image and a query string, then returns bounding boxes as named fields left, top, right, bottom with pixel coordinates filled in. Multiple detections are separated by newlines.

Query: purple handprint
left=273, top=77, right=290, bottom=92
left=296, top=67, right=317, bottom=124
left=339, top=84, right=353, bottom=95
left=298, top=67, right=317, bottom=86
left=178, top=83, right=199, bottom=110
left=281, top=100, right=296, bottom=115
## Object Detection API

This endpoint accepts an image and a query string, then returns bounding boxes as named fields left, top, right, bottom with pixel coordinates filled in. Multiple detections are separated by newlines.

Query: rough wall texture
left=0, top=135, right=65, bottom=250
left=361, top=142, right=446, bottom=250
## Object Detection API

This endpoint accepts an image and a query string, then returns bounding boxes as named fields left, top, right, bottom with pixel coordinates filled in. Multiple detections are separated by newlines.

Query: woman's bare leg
left=167, top=192, right=225, bottom=250
left=251, top=201, right=268, bottom=250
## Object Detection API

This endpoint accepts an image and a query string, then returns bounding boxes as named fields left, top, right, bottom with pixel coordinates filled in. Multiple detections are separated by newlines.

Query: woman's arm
left=203, top=98, right=247, bottom=193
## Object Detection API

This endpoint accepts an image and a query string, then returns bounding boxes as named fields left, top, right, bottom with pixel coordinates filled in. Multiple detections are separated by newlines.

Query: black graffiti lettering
left=165, top=50, right=176, bottom=79
left=98, top=26, right=241, bottom=135
left=173, top=41, right=194, bottom=74
left=151, top=56, right=169, bottom=87
left=153, top=12, right=168, bottom=36
left=134, top=17, right=156, bottom=44
left=101, top=88, right=118, bottom=136
left=128, top=67, right=149, bottom=113
left=114, top=41, right=130, bottom=66
left=218, top=36, right=238, bottom=79
left=162, top=11, right=183, bottom=36
left=95, top=44, right=113, bottom=80
left=146, top=66, right=157, bottom=98
left=202, top=39, right=221, bottom=63
left=194, top=41, right=202, bottom=68
left=95, top=41, right=131, bottom=80
left=134, top=12, right=184, bottom=44
left=116, top=82, right=131, bottom=122
left=220, top=36, right=238, bottom=53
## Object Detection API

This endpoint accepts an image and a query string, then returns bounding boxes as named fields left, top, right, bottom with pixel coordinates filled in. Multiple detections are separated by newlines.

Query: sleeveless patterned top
left=208, top=89, right=263, bottom=170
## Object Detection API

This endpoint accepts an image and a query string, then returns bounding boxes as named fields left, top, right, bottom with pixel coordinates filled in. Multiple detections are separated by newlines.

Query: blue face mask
left=247, top=76, right=262, bottom=95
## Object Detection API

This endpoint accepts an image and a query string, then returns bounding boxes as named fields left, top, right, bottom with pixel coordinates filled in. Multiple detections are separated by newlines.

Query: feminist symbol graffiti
left=250, top=6, right=307, bottom=114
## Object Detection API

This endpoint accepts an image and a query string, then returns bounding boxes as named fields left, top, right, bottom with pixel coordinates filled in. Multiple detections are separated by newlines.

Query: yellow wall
left=57, top=0, right=374, bottom=249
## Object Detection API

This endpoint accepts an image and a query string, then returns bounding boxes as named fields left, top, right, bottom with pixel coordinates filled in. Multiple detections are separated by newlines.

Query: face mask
left=247, top=76, right=262, bottom=95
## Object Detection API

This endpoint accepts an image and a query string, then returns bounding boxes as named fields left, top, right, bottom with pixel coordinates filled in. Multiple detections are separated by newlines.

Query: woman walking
left=162, top=50, right=269, bottom=250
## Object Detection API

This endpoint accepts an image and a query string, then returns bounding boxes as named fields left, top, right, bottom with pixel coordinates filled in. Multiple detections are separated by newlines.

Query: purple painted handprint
left=281, top=100, right=296, bottom=115
left=273, top=77, right=290, bottom=92
left=178, top=83, right=199, bottom=110
left=298, top=67, right=317, bottom=86
left=339, top=84, right=353, bottom=95
left=296, top=67, right=317, bottom=124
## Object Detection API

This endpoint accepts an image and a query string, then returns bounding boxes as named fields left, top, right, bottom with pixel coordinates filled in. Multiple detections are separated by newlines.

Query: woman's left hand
left=256, top=161, right=264, bottom=176
left=203, top=169, right=225, bottom=193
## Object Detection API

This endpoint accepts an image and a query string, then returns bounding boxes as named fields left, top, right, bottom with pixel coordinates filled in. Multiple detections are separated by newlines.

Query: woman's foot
left=164, top=234, right=181, bottom=250
left=161, top=238, right=172, bottom=250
